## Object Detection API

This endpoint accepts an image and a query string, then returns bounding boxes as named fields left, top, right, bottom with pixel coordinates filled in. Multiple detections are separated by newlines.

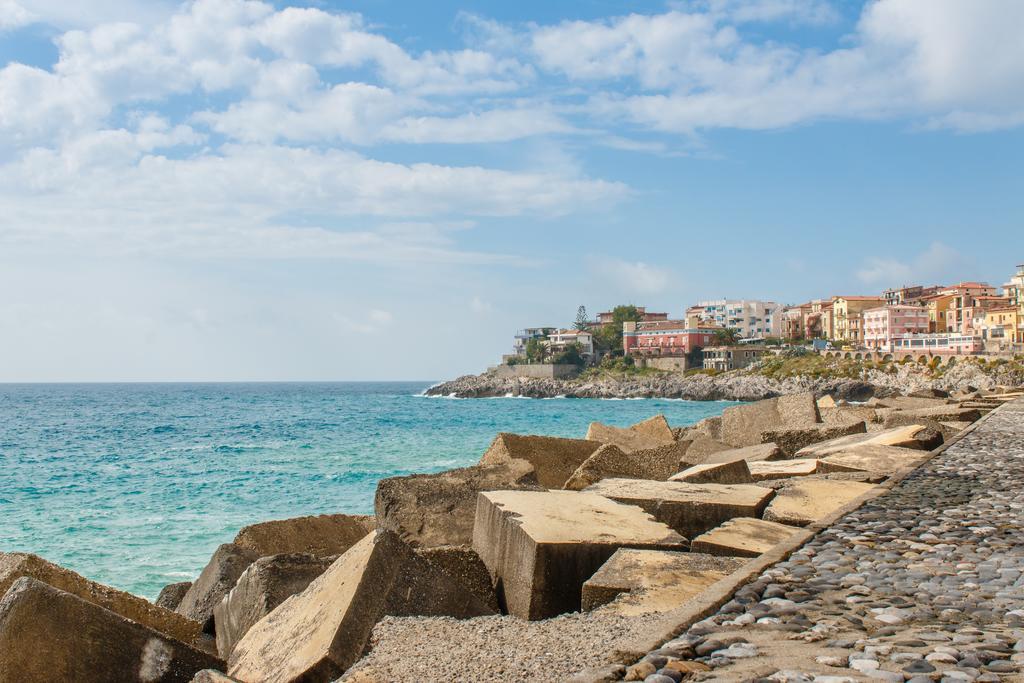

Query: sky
left=1, top=0, right=1022, bottom=381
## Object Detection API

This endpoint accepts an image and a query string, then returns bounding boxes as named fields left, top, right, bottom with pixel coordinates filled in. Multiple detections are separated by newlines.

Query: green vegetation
left=755, top=353, right=871, bottom=380
left=574, top=305, right=588, bottom=331
left=712, top=327, right=742, bottom=345
left=578, top=354, right=667, bottom=379
left=523, top=337, right=549, bottom=363
left=550, top=342, right=585, bottom=367
left=593, top=304, right=644, bottom=355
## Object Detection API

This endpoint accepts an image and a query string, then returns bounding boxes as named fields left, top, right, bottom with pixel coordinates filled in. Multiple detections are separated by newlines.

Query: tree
left=713, top=327, right=742, bottom=346
left=552, top=342, right=585, bottom=367
left=524, top=337, right=549, bottom=363
left=574, top=305, right=589, bottom=331
left=594, top=304, right=644, bottom=354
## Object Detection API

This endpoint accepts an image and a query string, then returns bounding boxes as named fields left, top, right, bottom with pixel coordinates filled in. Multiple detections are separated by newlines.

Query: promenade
left=624, top=399, right=1024, bottom=682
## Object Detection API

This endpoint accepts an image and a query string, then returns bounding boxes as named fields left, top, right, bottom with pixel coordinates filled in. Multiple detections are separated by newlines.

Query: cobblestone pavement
left=625, top=401, right=1024, bottom=683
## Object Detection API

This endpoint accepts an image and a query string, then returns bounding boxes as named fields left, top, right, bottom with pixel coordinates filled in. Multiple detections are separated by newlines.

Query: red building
left=622, top=320, right=718, bottom=357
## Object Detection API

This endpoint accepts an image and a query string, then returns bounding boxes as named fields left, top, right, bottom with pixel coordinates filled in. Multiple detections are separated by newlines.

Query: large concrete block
left=581, top=550, right=745, bottom=615
left=881, top=412, right=965, bottom=441
left=229, top=532, right=494, bottom=683
left=816, top=445, right=930, bottom=476
left=176, top=544, right=259, bottom=632
left=762, top=479, right=876, bottom=527
left=585, top=415, right=676, bottom=453
left=375, top=461, right=541, bottom=548
left=870, top=396, right=952, bottom=410
left=0, top=552, right=202, bottom=646
left=233, top=514, right=374, bottom=558
left=680, top=434, right=733, bottom=463
left=747, top=458, right=823, bottom=481
left=720, top=392, right=821, bottom=447
left=562, top=441, right=690, bottom=490
left=214, top=553, right=334, bottom=659
left=582, top=478, right=775, bottom=539
left=669, top=460, right=753, bottom=485
left=690, top=415, right=723, bottom=440
left=0, top=577, right=223, bottom=683
left=415, top=545, right=499, bottom=613
left=690, top=517, right=802, bottom=558
left=157, top=582, right=193, bottom=611
left=891, top=405, right=982, bottom=422
left=472, top=490, right=686, bottom=620
left=761, top=421, right=867, bottom=457
left=479, top=432, right=601, bottom=487
left=796, top=424, right=942, bottom=458
left=703, top=442, right=783, bottom=465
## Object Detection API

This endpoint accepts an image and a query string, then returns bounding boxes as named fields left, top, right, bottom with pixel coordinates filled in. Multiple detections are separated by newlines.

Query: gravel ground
left=625, top=400, right=1024, bottom=682
left=343, top=608, right=649, bottom=681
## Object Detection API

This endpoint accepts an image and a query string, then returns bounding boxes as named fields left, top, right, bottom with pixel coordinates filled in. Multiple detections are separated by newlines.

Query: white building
left=689, top=299, right=784, bottom=339
left=547, top=329, right=595, bottom=360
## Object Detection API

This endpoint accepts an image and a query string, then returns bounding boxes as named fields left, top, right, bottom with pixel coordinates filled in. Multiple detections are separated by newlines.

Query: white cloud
left=856, top=241, right=961, bottom=286
left=589, top=257, right=674, bottom=294
left=0, top=0, right=33, bottom=29
left=691, top=0, right=839, bottom=25
left=470, top=296, right=492, bottom=314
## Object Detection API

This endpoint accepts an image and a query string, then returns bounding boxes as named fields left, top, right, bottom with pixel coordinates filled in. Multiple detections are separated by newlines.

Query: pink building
left=862, top=305, right=929, bottom=351
left=623, top=320, right=717, bottom=358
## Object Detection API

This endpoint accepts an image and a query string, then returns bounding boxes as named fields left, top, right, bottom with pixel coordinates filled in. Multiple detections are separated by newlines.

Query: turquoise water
left=0, top=382, right=734, bottom=599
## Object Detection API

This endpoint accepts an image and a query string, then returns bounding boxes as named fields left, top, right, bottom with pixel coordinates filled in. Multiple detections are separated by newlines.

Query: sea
left=0, top=382, right=736, bottom=599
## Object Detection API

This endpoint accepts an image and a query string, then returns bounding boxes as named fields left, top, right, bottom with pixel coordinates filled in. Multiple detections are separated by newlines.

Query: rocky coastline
left=425, top=359, right=1024, bottom=402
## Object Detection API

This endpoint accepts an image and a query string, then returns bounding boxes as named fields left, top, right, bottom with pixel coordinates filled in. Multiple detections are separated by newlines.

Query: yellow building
left=925, top=294, right=954, bottom=333
left=984, top=307, right=1022, bottom=345
left=831, top=296, right=886, bottom=343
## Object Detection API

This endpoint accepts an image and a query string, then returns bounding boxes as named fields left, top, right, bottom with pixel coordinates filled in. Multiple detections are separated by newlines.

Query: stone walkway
left=624, top=400, right=1024, bottom=683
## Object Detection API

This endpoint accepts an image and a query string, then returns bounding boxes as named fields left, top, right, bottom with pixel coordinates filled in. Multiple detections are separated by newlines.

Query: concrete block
left=747, top=459, right=822, bottom=481
left=871, top=396, right=952, bottom=410
left=233, top=514, right=374, bottom=558
left=816, top=444, right=930, bottom=476
left=679, top=434, right=733, bottom=463
left=761, top=421, right=867, bottom=457
left=157, top=582, right=193, bottom=611
left=176, top=544, right=259, bottom=632
left=720, top=392, right=820, bottom=447
left=0, top=552, right=202, bottom=646
left=939, top=420, right=973, bottom=434
left=703, top=442, right=784, bottom=465
left=415, top=545, right=499, bottom=613
left=375, top=461, right=541, bottom=548
left=762, top=479, right=876, bottom=527
left=689, top=517, right=802, bottom=558
left=796, top=424, right=942, bottom=457
left=0, top=577, right=222, bottom=683
left=191, top=672, right=240, bottom=683
left=581, top=549, right=744, bottom=615
left=895, top=405, right=983, bottom=422
left=689, top=415, right=723, bottom=440
left=471, top=490, right=686, bottom=620
left=669, top=460, right=753, bottom=485
left=562, top=441, right=690, bottom=490
left=882, top=412, right=967, bottom=441
left=479, top=432, right=601, bottom=487
left=229, top=532, right=494, bottom=682
left=585, top=415, right=676, bottom=453
left=582, top=478, right=774, bottom=539
left=816, top=395, right=836, bottom=409
left=213, top=553, right=334, bottom=659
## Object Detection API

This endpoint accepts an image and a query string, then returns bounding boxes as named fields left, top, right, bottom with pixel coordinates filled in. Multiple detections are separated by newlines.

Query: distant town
left=504, top=262, right=1024, bottom=374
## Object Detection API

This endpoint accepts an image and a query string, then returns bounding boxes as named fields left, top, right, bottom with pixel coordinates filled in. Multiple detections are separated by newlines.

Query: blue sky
left=1, top=0, right=1022, bottom=381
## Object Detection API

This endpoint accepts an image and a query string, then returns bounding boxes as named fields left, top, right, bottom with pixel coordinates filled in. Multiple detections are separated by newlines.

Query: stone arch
left=946, top=357, right=957, bottom=367
left=882, top=354, right=893, bottom=362
left=854, top=353, right=863, bottom=360
left=918, top=355, right=928, bottom=364
left=844, top=352, right=852, bottom=360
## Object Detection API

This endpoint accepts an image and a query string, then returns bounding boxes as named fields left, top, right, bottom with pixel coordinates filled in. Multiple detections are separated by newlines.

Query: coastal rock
left=581, top=549, right=744, bottom=614
left=0, top=576, right=222, bottom=683
left=582, top=478, right=775, bottom=539
left=375, top=460, right=541, bottom=547
left=232, top=514, right=374, bottom=558
left=719, top=392, right=821, bottom=447
left=562, top=441, right=691, bottom=491
left=479, top=432, right=601, bottom=488
left=176, top=544, right=259, bottom=632
left=157, top=581, right=194, bottom=611
left=0, top=551, right=203, bottom=646
left=228, top=531, right=494, bottom=682
left=669, top=460, right=754, bottom=485
left=213, top=553, right=334, bottom=659
left=689, top=517, right=802, bottom=557
left=586, top=415, right=676, bottom=453
left=762, top=479, right=876, bottom=526
left=471, top=490, right=686, bottom=620
left=761, top=421, right=867, bottom=458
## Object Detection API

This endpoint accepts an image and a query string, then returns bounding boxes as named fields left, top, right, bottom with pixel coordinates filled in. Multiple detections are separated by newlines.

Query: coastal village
left=503, top=263, right=1024, bottom=376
